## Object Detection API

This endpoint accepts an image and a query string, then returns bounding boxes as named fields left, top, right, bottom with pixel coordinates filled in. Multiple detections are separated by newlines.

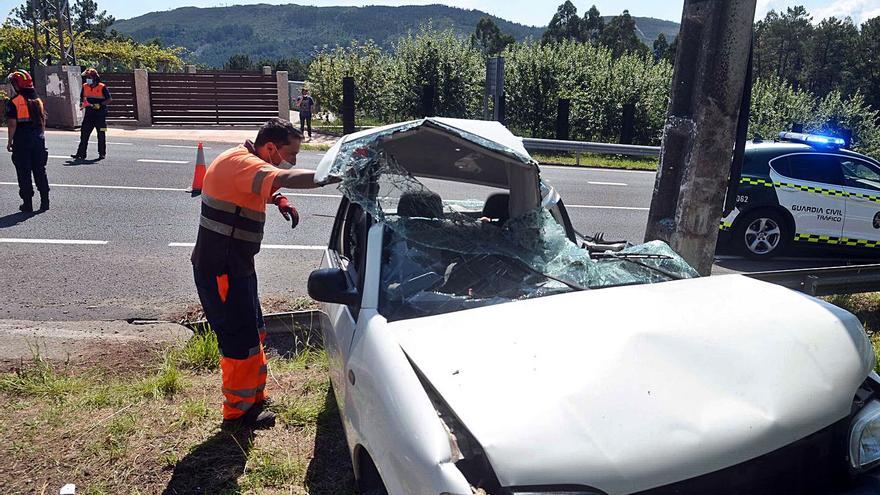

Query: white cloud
left=811, top=0, right=880, bottom=24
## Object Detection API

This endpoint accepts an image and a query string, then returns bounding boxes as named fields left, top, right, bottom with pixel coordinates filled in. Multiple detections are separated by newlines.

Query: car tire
left=734, top=210, right=790, bottom=259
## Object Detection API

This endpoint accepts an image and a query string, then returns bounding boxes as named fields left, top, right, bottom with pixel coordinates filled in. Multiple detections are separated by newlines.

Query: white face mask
left=85, top=78, right=94, bottom=85
left=272, top=147, right=295, bottom=170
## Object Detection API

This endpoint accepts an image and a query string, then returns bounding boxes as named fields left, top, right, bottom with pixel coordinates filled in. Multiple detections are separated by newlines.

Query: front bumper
left=840, top=471, right=880, bottom=494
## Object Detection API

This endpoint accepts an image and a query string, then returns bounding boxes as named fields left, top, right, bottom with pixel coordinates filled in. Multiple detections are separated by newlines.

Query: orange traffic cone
left=190, top=142, right=206, bottom=197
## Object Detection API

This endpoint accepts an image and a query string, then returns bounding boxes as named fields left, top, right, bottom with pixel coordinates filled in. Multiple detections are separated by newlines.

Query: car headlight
left=850, top=400, right=880, bottom=470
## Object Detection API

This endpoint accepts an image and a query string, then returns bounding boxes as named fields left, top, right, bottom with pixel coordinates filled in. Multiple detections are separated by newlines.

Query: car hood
left=390, top=274, right=874, bottom=494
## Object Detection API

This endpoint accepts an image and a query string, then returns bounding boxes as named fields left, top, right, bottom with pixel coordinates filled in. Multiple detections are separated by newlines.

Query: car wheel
left=735, top=210, right=789, bottom=259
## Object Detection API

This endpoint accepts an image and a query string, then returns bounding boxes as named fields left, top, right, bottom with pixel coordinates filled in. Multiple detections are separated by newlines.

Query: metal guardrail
left=521, top=137, right=661, bottom=159
left=745, top=263, right=880, bottom=296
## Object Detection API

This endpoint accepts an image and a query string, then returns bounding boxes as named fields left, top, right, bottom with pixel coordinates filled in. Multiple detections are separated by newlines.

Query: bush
left=749, top=77, right=880, bottom=158
left=386, top=27, right=484, bottom=120
left=306, top=28, right=878, bottom=153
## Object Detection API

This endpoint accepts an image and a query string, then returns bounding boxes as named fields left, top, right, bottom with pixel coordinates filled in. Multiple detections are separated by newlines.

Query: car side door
left=769, top=153, right=847, bottom=240
left=319, top=198, right=370, bottom=400
left=840, top=157, right=880, bottom=244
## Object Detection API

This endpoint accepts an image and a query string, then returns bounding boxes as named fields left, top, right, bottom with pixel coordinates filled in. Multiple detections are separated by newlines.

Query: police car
left=719, top=131, right=880, bottom=258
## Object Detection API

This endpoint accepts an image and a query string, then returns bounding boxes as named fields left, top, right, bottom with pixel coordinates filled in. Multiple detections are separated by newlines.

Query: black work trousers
left=76, top=110, right=107, bottom=157
left=299, top=112, right=312, bottom=137
left=11, top=133, right=49, bottom=201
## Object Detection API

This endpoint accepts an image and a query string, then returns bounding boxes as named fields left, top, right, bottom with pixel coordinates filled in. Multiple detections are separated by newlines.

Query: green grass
left=0, top=350, right=86, bottom=398
left=824, top=292, right=880, bottom=373
left=268, top=348, right=328, bottom=373
left=300, top=142, right=332, bottom=152
left=239, top=448, right=308, bottom=490
left=172, top=324, right=221, bottom=372
left=532, top=152, right=659, bottom=171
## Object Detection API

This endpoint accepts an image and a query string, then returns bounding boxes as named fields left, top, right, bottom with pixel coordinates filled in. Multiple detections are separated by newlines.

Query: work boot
left=19, top=200, right=33, bottom=213
left=221, top=402, right=276, bottom=431
left=39, top=196, right=49, bottom=212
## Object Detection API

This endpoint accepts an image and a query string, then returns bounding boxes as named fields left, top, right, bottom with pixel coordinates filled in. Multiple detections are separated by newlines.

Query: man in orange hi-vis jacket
left=191, top=118, right=336, bottom=430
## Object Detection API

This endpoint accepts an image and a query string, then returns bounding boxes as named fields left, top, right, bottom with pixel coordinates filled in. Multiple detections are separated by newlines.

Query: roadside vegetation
left=306, top=4, right=880, bottom=159
left=826, top=293, right=880, bottom=372
left=0, top=328, right=352, bottom=494
left=532, top=152, right=658, bottom=171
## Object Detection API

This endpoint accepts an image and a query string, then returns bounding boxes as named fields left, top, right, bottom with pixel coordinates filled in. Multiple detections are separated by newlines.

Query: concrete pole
left=133, top=69, right=151, bottom=126
left=644, top=0, right=757, bottom=275
left=276, top=70, right=290, bottom=120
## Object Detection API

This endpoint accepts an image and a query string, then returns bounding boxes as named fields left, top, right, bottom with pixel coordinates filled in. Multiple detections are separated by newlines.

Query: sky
left=1, top=0, right=879, bottom=27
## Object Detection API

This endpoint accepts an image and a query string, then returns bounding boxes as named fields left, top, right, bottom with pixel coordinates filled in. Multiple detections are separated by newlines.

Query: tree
left=225, top=54, right=254, bottom=71
left=858, top=17, right=880, bottom=113
left=599, top=10, right=648, bottom=58
left=582, top=5, right=604, bottom=43
left=71, top=0, right=115, bottom=39
left=754, top=7, right=813, bottom=89
left=666, top=35, right=678, bottom=64
left=542, top=1, right=583, bottom=44
left=652, top=33, right=669, bottom=62
left=804, top=17, right=859, bottom=97
left=470, top=17, right=515, bottom=57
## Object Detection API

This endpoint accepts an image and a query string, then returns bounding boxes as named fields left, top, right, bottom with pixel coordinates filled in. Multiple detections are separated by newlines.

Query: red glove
left=273, top=194, right=299, bottom=229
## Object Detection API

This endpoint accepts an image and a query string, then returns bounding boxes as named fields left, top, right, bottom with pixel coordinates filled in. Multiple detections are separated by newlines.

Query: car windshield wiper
left=592, top=252, right=685, bottom=281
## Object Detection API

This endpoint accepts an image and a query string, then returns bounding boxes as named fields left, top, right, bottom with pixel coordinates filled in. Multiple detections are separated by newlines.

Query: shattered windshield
left=326, top=119, right=699, bottom=321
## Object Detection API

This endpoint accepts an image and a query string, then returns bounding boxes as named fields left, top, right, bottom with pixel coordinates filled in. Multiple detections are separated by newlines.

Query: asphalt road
left=0, top=132, right=873, bottom=320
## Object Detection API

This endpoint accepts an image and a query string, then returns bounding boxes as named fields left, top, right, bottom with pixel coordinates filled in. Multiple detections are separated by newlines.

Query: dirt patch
left=169, top=296, right=318, bottom=326
left=0, top=320, right=191, bottom=370
left=0, top=346, right=354, bottom=494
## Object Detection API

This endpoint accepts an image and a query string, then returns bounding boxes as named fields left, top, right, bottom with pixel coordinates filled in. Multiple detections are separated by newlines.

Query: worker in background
left=295, top=87, right=314, bottom=141
left=191, top=118, right=337, bottom=430
left=5, top=70, right=49, bottom=213
left=71, top=68, right=111, bottom=161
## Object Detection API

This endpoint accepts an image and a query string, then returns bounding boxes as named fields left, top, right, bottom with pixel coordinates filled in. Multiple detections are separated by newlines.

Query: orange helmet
left=7, top=70, right=34, bottom=90
left=82, top=68, right=99, bottom=79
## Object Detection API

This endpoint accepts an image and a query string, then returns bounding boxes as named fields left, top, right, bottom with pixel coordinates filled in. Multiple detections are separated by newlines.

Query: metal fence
left=521, top=137, right=661, bottom=160
left=149, top=71, right=279, bottom=125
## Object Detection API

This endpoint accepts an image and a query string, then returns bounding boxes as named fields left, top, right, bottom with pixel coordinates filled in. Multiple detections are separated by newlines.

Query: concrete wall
left=133, top=69, right=151, bottom=126
left=276, top=71, right=290, bottom=120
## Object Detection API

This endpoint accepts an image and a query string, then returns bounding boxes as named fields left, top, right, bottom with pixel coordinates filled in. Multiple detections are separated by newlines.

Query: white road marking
left=48, top=155, right=72, bottom=159
left=0, top=182, right=343, bottom=197
left=158, top=144, right=212, bottom=150
left=137, top=159, right=190, bottom=164
left=587, top=181, right=628, bottom=186
left=0, top=238, right=107, bottom=245
left=540, top=164, right=657, bottom=174
left=566, top=204, right=649, bottom=211
left=0, top=181, right=187, bottom=192
left=107, top=142, right=133, bottom=146
left=169, top=242, right=324, bottom=251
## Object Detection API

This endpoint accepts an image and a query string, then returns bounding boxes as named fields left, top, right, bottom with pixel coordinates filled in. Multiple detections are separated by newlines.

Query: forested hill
left=609, top=16, right=680, bottom=44
left=111, top=3, right=680, bottom=67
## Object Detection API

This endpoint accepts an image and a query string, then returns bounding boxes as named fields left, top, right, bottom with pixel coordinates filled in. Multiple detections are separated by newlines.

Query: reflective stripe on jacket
left=191, top=143, right=281, bottom=276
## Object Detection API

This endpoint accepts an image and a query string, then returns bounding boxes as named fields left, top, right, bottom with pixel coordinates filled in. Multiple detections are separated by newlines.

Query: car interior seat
left=481, top=192, right=510, bottom=224
left=396, top=190, right=444, bottom=218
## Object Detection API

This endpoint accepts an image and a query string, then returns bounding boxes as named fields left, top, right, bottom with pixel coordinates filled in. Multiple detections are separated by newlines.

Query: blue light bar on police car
left=779, top=131, right=846, bottom=148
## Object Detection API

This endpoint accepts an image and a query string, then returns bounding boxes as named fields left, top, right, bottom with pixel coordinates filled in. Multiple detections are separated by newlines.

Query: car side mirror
left=308, top=268, right=359, bottom=306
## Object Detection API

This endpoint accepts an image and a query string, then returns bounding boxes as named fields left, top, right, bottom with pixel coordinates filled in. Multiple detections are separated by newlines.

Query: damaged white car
left=308, top=118, right=880, bottom=495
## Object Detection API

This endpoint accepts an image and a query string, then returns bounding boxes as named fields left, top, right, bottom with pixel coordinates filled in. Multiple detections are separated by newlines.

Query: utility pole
left=30, top=0, right=77, bottom=67
left=644, top=0, right=757, bottom=275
